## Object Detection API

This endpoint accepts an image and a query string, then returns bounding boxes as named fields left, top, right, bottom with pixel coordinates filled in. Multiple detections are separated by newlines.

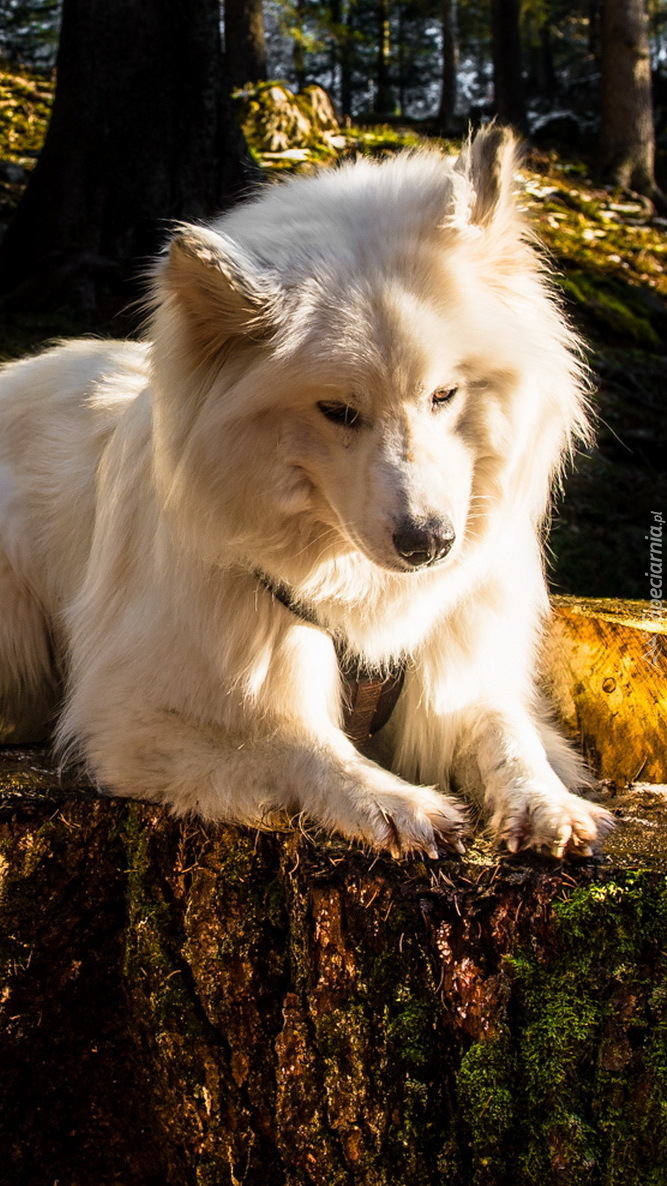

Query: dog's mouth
left=381, top=551, right=454, bottom=575
left=313, top=501, right=457, bottom=575
left=361, top=535, right=457, bottom=575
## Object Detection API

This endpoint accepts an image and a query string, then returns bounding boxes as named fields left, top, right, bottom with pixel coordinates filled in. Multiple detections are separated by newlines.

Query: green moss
left=501, top=876, right=667, bottom=1184
left=387, top=998, right=438, bottom=1073
left=350, top=123, right=428, bottom=152
left=209, top=826, right=257, bottom=886
left=558, top=270, right=659, bottom=347
left=554, top=876, right=667, bottom=969
left=392, top=1074, right=431, bottom=1176
left=544, top=187, right=604, bottom=221
left=456, top=1037, right=516, bottom=1181
left=406, top=875, right=667, bottom=1184
left=120, top=806, right=195, bottom=1028
left=362, top=927, right=443, bottom=1175
left=316, top=1000, right=367, bottom=1061
left=0, top=66, right=52, bottom=166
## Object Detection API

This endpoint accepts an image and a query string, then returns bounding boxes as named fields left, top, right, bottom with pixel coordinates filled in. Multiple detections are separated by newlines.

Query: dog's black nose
left=392, top=519, right=455, bottom=568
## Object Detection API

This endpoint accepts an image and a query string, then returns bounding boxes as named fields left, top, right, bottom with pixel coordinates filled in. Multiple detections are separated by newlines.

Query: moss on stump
left=1, top=595, right=665, bottom=1182
left=0, top=748, right=667, bottom=1185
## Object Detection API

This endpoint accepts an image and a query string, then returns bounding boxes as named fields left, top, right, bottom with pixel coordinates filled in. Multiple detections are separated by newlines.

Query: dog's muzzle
left=392, top=517, right=455, bottom=569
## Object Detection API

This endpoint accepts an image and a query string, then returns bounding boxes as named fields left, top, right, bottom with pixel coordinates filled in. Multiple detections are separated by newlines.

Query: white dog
left=0, top=126, right=612, bottom=858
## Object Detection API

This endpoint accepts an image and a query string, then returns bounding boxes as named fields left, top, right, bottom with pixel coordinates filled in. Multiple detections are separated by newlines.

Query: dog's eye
left=317, top=401, right=362, bottom=429
left=432, top=386, right=458, bottom=408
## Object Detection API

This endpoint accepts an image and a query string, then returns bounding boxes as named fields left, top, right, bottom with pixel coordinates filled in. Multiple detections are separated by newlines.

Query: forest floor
left=0, top=66, right=665, bottom=598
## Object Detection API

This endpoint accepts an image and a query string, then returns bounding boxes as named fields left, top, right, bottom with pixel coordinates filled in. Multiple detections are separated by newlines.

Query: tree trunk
left=374, top=0, right=393, bottom=117
left=224, top=0, right=267, bottom=89
left=1, top=753, right=667, bottom=1185
left=598, top=0, right=662, bottom=203
left=491, top=0, right=529, bottom=134
left=537, top=19, right=556, bottom=102
left=0, top=0, right=257, bottom=317
left=397, top=1, right=405, bottom=117
left=0, top=598, right=666, bottom=1182
left=329, top=0, right=342, bottom=111
left=293, top=0, right=307, bottom=90
left=438, top=0, right=458, bottom=131
left=589, top=0, right=601, bottom=57
left=340, top=0, right=355, bottom=117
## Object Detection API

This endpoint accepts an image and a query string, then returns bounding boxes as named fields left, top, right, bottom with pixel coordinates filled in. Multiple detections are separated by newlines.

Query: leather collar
left=254, top=570, right=405, bottom=744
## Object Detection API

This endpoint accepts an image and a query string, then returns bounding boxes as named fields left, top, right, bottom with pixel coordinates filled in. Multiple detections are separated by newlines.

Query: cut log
left=0, top=597, right=666, bottom=1184
left=546, top=596, right=667, bottom=783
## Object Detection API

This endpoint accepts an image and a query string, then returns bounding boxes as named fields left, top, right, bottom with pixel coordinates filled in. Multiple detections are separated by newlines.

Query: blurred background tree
left=0, top=0, right=256, bottom=315
left=0, top=0, right=664, bottom=596
left=491, top=0, right=529, bottom=131
left=2, top=0, right=665, bottom=143
left=0, top=0, right=59, bottom=65
left=224, top=0, right=267, bottom=88
left=259, top=0, right=666, bottom=140
left=599, top=0, right=664, bottom=203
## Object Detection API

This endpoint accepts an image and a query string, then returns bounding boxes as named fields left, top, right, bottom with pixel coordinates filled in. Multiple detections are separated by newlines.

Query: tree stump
left=544, top=595, right=666, bottom=783
left=0, top=598, right=665, bottom=1185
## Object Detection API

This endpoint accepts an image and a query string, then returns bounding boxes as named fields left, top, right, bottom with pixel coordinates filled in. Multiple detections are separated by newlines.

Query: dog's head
left=150, top=126, right=591, bottom=577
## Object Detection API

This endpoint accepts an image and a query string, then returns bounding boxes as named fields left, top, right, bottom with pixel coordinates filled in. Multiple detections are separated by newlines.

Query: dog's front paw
left=374, top=785, right=469, bottom=859
left=490, top=782, right=614, bottom=858
left=334, top=765, right=468, bottom=859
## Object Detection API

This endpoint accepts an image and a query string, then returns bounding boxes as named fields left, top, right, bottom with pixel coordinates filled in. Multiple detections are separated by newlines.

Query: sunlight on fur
left=0, top=126, right=613, bottom=859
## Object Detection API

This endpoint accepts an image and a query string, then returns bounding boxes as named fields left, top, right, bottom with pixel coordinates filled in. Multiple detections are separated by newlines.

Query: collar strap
left=254, top=570, right=405, bottom=744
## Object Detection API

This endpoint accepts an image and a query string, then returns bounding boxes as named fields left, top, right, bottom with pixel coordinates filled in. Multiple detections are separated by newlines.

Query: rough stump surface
left=1, top=745, right=667, bottom=1186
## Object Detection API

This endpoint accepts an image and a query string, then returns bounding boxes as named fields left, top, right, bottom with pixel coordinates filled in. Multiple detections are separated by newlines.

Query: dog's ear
left=160, top=225, right=282, bottom=361
left=456, top=124, right=521, bottom=230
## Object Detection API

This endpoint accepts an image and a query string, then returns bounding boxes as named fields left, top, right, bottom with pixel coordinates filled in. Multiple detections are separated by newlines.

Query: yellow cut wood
left=544, top=596, right=666, bottom=783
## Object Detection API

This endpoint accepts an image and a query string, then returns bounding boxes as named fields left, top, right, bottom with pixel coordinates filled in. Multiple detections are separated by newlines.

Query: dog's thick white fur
left=0, top=127, right=612, bottom=858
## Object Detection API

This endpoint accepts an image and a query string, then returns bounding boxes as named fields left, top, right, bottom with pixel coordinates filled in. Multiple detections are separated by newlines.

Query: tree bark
left=0, top=598, right=666, bottom=1182
left=438, top=0, right=458, bottom=131
left=589, top=0, right=601, bottom=56
left=224, top=0, right=267, bottom=89
left=598, top=0, right=662, bottom=202
left=292, top=0, right=308, bottom=90
left=537, top=19, right=556, bottom=102
left=491, top=0, right=529, bottom=134
left=0, top=0, right=257, bottom=317
left=374, top=0, right=393, bottom=117
left=340, top=0, right=356, bottom=118
left=1, top=755, right=667, bottom=1185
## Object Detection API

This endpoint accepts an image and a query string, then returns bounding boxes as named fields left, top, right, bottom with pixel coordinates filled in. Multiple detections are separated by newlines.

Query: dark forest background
left=0, top=0, right=665, bottom=599
left=1, top=0, right=666, bottom=141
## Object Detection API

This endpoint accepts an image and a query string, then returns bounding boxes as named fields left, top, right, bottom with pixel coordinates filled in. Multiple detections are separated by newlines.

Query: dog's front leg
left=464, top=708, right=614, bottom=857
left=73, top=703, right=468, bottom=858
left=277, top=725, right=469, bottom=857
